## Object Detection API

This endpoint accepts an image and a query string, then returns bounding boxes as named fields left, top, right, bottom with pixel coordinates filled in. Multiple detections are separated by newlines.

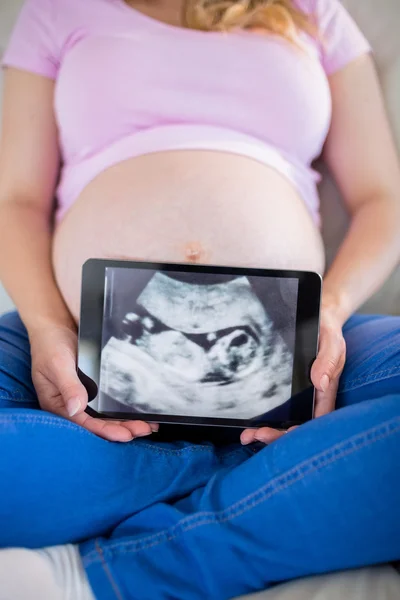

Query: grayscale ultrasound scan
left=98, top=269, right=298, bottom=419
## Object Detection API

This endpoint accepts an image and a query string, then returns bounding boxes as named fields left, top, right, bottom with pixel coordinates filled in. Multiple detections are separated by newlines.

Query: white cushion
left=238, top=565, right=400, bottom=600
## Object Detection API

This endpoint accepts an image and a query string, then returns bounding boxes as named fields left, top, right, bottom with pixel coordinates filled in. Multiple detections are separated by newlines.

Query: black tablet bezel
left=78, top=259, right=321, bottom=429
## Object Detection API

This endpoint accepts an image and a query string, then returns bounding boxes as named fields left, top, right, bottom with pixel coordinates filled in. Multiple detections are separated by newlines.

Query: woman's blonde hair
left=183, top=0, right=316, bottom=43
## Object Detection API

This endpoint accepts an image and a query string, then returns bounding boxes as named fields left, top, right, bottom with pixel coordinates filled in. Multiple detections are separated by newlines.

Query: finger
left=120, top=420, right=158, bottom=438
left=71, top=413, right=149, bottom=442
left=78, top=414, right=157, bottom=443
left=240, top=428, right=258, bottom=445
left=314, top=376, right=339, bottom=418
left=253, top=428, right=286, bottom=444
left=39, top=390, right=157, bottom=442
left=241, top=427, right=285, bottom=445
left=311, top=334, right=346, bottom=393
left=50, top=353, right=88, bottom=417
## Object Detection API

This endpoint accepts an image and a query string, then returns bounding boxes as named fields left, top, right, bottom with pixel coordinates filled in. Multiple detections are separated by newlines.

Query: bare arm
left=322, top=55, right=400, bottom=322
left=242, top=54, right=400, bottom=445
left=0, top=69, right=74, bottom=332
left=0, top=69, right=156, bottom=441
left=310, top=54, right=400, bottom=421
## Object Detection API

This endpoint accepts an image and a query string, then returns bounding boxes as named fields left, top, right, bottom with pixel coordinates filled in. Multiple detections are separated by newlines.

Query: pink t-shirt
left=2, top=0, right=371, bottom=225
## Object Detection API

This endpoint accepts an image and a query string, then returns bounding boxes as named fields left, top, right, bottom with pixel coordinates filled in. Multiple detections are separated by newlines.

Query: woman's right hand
left=29, top=321, right=159, bottom=442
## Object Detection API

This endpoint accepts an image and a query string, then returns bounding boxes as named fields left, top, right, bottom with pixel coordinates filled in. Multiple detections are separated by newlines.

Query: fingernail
left=320, top=374, right=330, bottom=392
left=135, top=432, right=151, bottom=438
left=241, top=434, right=253, bottom=445
left=67, top=397, right=81, bottom=417
left=108, top=432, right=133, bottom=443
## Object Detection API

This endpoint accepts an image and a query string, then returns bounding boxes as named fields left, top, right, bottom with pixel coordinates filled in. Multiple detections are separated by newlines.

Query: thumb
left=311, top=335, right=345, bottom=392
left=51, top=354, right=88, bottom=417
left=63, top=383, right=88, bottom=418
left=314, top=377, right=339, bottom=418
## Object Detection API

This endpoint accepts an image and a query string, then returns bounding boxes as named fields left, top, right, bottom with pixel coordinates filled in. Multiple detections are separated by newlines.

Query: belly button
left=184, top=241, right=208, bottom=263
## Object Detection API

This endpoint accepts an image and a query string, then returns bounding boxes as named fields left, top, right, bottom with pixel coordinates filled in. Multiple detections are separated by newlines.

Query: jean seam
left=339, top=365, right=400, bottom=393
left=135, top=441, right=215, bottom=456
left=0, top=393, right=36, bottom=402
left=94, top=539, right=124, bottom=600
left=0, top=393, right=31, bottom=399
left=0, top=414, right=219, bottom=455
left=0, top=414, right=90, bottom=434
left=82, top=417, right=400, bottom=566
left=0, top=410, right=243, bottom=458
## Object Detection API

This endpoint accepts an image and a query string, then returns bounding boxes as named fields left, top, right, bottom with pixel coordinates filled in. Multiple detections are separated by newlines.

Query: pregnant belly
left=52, top=151, right=325, bottom=321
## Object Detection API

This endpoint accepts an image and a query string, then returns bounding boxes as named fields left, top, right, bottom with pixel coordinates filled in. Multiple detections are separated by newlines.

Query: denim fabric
left=0, top=311, right=399, bottom=599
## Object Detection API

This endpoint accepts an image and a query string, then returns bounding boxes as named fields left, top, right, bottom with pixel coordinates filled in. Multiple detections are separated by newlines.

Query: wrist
left=321, top=288, right=351, bottom=325
left=23, top=309, right=77, bottom=339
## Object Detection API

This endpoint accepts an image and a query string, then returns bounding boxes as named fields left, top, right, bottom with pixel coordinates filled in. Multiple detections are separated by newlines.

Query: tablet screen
left=97, top=266, right=299, bottom=420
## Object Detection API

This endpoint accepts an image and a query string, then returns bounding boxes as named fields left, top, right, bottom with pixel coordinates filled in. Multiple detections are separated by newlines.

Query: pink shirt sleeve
left=313, top=0, right=372, bottom=75
left=1, top=0, right=60, bottom=79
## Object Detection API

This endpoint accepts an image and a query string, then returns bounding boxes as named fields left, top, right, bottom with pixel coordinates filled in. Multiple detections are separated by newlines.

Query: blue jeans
left=0, top=311, right=399, bottom=600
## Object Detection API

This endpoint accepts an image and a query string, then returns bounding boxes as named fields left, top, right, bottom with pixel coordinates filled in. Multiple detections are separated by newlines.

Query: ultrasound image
left=99, top=270, right=297, bottom=419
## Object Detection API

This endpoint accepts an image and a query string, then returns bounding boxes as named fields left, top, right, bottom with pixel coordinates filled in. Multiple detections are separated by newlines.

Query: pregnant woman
left=0, top=0, right=399, bottom=598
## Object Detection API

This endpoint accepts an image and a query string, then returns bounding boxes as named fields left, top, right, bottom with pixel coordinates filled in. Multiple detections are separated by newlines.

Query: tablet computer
left=78, top=259, right=321, bottom=429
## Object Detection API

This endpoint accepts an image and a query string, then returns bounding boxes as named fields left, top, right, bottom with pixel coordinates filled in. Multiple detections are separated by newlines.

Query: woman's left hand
left=240, top=303, right=347, bottom=445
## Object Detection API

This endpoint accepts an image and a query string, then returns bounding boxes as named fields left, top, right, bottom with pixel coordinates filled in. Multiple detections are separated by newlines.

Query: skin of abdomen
left=52, top=150, right=325, bottom=322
